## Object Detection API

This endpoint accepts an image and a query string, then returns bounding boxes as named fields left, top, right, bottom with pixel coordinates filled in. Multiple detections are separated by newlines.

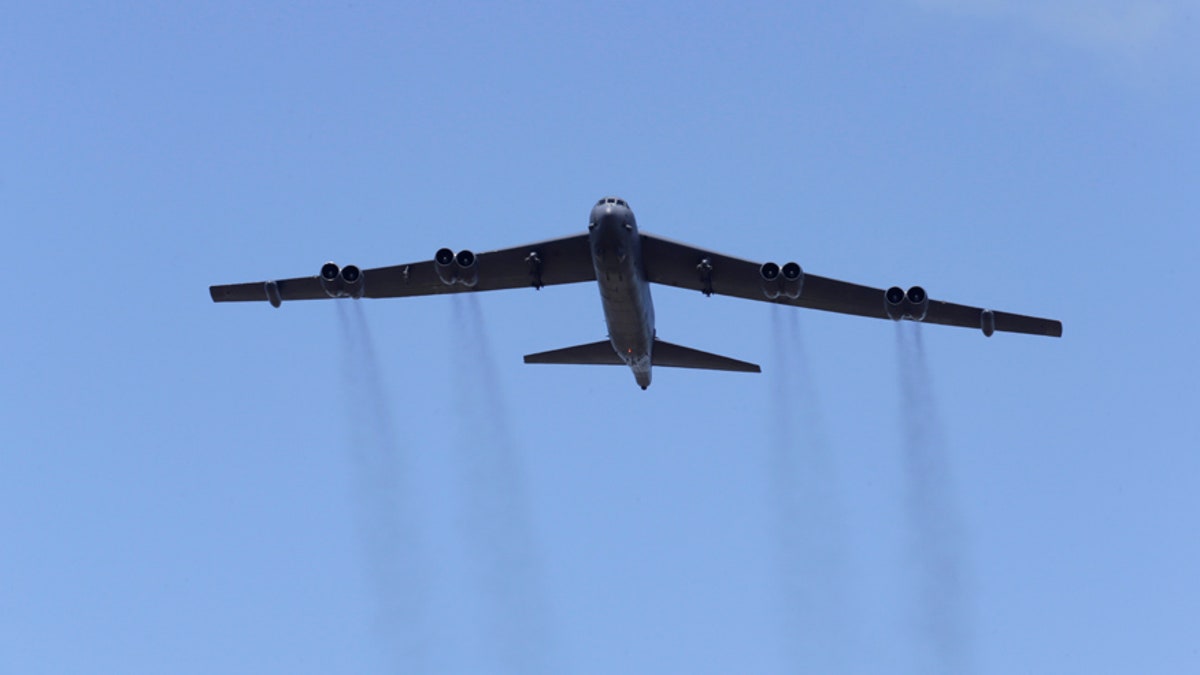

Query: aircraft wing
left=210, top=233, right=595, bottom=305
left=640, top=233, right=1062, bottom=338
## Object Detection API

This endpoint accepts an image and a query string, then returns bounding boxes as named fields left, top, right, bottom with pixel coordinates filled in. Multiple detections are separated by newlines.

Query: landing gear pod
left=320, top=262, right=342, bottom=298
left=780, top=262, right=803, bottom=300
left=455, top=250, right=478, bottom=288
left=340, top=264, right=365, bottom=299
left=981, top=309, right=996, bottom=337
left=760, top=262, right=782, bottom=300
left=434, top=248, right=457, bottom=285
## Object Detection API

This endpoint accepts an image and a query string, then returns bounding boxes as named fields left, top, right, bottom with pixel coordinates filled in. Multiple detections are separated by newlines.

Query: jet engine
left=885, top=286, right=905, bottom=320
left=455, top=250, right=478, bottom=288
left=318, top=262, right=365, bottom=298
left=780, top=262, right=803, bottom=300
left=320, top=262, right=343, bottom=298
left=885, top=285, right=929, bottom=321
left=340, top=264, right=365, bottom=299
left=905, top=286, right=928, bottom=321
left=434, top=248, right=457, bottom=285
left=760, top=262, right=782, bottom=300
left=434, top=248, right=479, bottom=287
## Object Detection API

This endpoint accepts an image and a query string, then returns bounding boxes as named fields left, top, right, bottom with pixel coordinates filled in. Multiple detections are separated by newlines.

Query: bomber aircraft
left=210, top=197, right=1062, bottom=389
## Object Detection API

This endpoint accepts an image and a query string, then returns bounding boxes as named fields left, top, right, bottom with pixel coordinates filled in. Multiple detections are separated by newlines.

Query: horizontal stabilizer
left=652, top=339, right=760, bottom=373
left=524, top=340, right=624, bottom=366
left=524, top=339, right=760, bottom=373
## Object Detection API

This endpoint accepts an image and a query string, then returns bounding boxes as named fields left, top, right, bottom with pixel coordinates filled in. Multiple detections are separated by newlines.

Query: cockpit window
left=596, top=197, right=628, bottom=207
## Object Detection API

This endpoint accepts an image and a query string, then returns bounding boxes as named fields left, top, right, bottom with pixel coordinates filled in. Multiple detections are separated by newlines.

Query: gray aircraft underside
left=210, top=197, right=1062, bottom=389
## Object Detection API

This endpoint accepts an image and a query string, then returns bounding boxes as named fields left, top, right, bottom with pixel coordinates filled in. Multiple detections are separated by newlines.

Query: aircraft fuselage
left=589, top=199, right=655, bottom=389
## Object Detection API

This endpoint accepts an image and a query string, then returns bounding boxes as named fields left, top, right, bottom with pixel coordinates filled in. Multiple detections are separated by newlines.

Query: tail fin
left=652, top=339, right=760, bottom=373
left=523, top=339, right=760, bottom=373
left=524, top=340, right=624, bottom=366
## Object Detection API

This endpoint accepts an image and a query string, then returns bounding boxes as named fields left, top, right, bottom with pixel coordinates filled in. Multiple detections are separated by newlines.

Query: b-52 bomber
left=210, top=197, right=1062, bottom=389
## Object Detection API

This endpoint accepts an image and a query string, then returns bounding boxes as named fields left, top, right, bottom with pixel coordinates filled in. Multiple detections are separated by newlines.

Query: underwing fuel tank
left=981, top=309, right=996, bottom=337
left=264, top=280, right=282, bottom=307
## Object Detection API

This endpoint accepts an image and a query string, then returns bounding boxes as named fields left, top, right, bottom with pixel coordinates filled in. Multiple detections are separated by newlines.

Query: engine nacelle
left=317, top=262, right=366, bottom=298
left=780, top=262, right=803, bottom=300
left=434, top=248, right=457, bottom=286
left=340, top=264, right=365, bottom=299
left=905, top=286, right=928, bottom=321
left=320, top=262, right=343, bottom=298
left=885, top=286, right=906, bottom=320
left=455, top=249, right=478, bottom=288
left=760, top=262, right=782, bottom=300
left=885, top=285, right=929, bottom=321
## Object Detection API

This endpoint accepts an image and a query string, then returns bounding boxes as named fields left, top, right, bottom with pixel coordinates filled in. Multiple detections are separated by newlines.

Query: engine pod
left=320, top=262, right=343, bottom=298
left=340, top=264, right=365, bottom=298
left=780, top=262, right=803, bottom=300
left=434, top=248, right=457, bottom=285
left=760, top=262, right=781, bottom=300
left=905, top=286, right=928, bottom=321
left=885, top=286, right=906, bottom=320
left=455, top=249, right=478, bottom=288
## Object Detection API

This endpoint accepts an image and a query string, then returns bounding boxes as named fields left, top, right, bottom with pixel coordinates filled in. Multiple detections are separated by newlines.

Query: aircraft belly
left=597, top=269, right=655, bottom=370
left=589, top=211, right=655, bottom=387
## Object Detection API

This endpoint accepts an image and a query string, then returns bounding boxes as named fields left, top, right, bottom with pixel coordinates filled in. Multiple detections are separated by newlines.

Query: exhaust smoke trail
left=895, top=322, right=971, bottom=674
left=336, top=301, right=429, bottom=673
left=449, top=294, right=555, bottom=674
left=767, top=307, right=847, bottom=672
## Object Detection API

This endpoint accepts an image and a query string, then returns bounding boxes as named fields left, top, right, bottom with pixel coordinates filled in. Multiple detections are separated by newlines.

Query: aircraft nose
left=590, top=208, right=628, bottom=237
left=589, top=207, right=631, bottom=264
left=600, top=208, right=624, bottom=228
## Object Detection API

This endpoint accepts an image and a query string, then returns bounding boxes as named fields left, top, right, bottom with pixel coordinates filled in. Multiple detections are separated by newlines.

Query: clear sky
left=3, top=2, right=1198, bottom=673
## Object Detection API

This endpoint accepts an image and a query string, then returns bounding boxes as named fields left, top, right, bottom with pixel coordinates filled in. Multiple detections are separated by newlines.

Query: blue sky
left=3, top=2, right=1197, bottom=673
